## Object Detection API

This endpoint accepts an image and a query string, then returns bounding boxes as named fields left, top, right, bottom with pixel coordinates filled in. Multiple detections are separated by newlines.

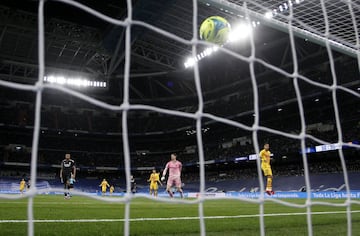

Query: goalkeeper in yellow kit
left=259, top=143, right=275, bottom=195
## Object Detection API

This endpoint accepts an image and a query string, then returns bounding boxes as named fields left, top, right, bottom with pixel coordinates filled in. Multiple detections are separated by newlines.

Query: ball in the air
left=161, top=176, right=165, bottom=181
left=199, top=16, right=231, bottom=45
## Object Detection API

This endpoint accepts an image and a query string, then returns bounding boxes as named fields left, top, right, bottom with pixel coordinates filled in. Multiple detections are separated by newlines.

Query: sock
left=266, top=177, right=273, bottom=192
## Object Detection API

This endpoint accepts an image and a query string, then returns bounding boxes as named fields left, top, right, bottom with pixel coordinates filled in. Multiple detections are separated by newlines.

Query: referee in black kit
left=60, top=153, right=76, bottom=199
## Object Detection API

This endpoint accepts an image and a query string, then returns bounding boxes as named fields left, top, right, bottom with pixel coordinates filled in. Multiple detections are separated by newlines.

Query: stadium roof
left=0, top=0, right=358, bottom=101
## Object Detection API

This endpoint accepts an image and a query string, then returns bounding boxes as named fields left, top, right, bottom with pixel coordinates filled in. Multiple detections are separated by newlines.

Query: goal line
left=1, top=210, right=360, bottom=224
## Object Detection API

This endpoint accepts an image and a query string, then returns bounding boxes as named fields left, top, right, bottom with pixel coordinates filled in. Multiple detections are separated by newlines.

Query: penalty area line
left=1, top=210, right=360, bottom=223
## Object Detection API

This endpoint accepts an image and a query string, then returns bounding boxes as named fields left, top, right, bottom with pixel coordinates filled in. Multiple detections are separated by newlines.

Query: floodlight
left=43, top=75, right=107, bottom=88
left=227, top=23, right=252, bottom=42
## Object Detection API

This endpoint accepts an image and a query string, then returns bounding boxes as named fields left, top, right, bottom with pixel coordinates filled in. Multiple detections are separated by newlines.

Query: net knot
left=194, top=111, right=203, bottom=120
left=121, top=102, right=130, bottom=111
left=35, top=81, right=44, bottom=91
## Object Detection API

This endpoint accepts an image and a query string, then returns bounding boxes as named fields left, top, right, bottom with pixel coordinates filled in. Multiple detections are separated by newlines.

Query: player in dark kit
left=60, top=153, right=76, bottom=199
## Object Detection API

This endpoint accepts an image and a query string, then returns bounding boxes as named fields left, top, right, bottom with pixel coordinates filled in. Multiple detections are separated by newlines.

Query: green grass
left=0, top=195, right=359, bottom=235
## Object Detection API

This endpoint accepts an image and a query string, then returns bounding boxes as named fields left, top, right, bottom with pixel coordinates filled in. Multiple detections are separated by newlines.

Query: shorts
left=261, top=165, right=273, bottom=176
left=150, top=183, right=158, bottom=190
left=167, top=176, right=182, bottom=188
left=62, top=173, right=71, bottom=186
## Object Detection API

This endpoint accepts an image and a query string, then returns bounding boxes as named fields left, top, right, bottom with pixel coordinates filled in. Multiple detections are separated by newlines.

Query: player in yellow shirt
left=109, top=185, right=115, bottom=196
left=148, top=169, right=162, bottom=197
left=19, top=179, right=26, bottom=194
left=99, top=179, right=110, bottom=196
left=259, top=143, right=275, bottom=195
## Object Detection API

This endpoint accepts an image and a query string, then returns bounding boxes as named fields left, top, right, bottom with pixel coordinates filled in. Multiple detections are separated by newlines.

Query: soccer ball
left=161, top=176, right=165, bottom=181
left=199, top=16, right=231, bottom=45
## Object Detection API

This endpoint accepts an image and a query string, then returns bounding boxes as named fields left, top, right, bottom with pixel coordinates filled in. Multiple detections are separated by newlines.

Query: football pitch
left=0, top=195, right=359, bottom=236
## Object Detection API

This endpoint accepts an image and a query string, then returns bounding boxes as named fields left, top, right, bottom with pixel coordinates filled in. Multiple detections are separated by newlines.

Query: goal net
left=0, top=0, right=359, bottom=236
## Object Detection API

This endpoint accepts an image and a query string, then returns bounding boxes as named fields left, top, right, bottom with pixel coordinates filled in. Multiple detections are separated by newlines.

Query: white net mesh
left=0, top=0, right=360, bottom=235
left=206, top=0, right=360, bottom=57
